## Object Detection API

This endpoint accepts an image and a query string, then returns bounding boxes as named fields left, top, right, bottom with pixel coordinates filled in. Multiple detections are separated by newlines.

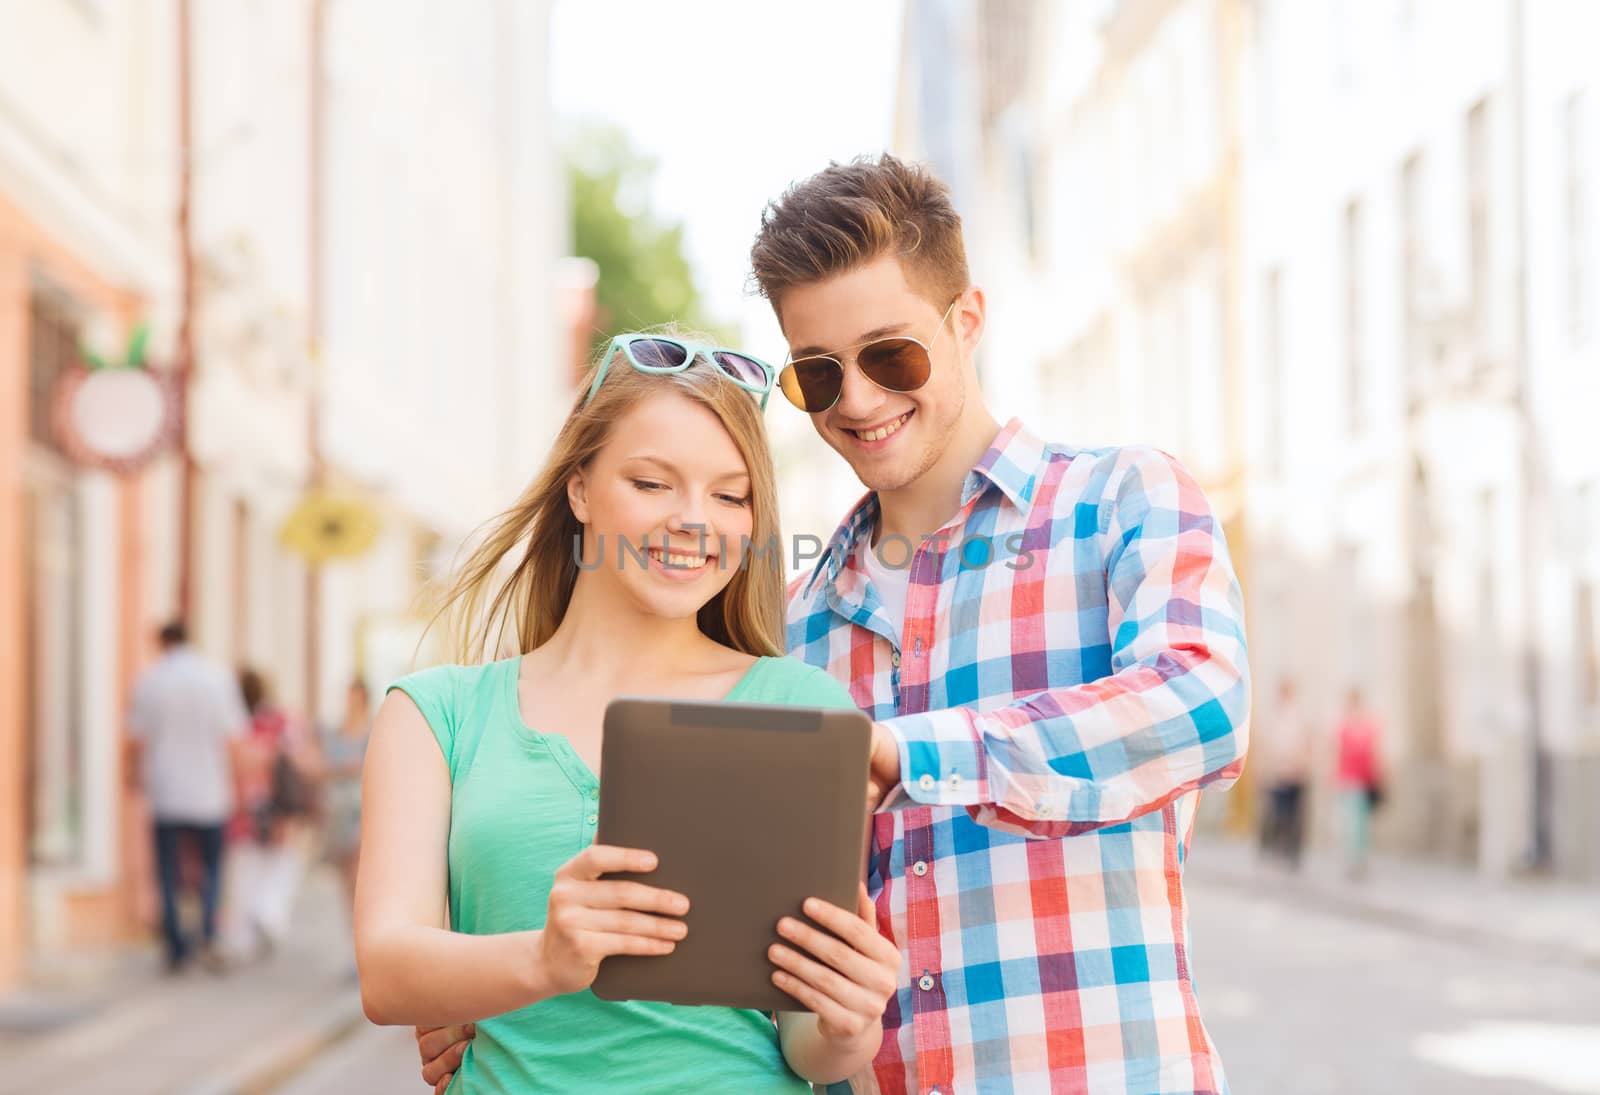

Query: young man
left=418, top=155, right=1249, bottom=1094
left=126, top=620, right=251, bottom=973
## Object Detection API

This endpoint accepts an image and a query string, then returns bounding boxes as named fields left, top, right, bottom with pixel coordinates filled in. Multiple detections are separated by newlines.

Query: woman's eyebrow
left=620, top=454, right=678, bottom=473
left=623, top=455, right=748, bottom=484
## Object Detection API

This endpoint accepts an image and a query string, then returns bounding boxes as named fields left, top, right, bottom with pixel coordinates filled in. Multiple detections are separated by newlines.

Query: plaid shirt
left=787, top=419, right=1249, bottom=1095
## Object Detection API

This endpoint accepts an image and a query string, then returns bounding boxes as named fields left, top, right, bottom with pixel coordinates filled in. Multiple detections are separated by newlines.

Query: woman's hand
left=536, top=844, right=690, bottom=997
left=769, top=885, right=899, bottom=1043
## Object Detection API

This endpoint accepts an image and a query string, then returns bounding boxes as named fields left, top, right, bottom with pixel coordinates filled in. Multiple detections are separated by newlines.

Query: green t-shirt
left=387, top=654, right=858, bottom=1095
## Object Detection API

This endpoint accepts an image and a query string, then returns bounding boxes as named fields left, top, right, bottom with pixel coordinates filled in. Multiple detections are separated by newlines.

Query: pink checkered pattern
left=788, top=419, right=1250, bottom=1094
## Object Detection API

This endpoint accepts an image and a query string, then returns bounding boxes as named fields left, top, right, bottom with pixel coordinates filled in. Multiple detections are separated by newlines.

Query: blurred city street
left=2, top=0, right=1598, bottom=1091
left=5, top=845, right=1596, bottom=1095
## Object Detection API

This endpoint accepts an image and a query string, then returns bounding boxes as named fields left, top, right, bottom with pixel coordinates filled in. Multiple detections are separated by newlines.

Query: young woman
left=355, top=332, right=899, bottom=1094
left=226, top=667, right=317, bottom=962
left=321, top=679, right=371, bottom=920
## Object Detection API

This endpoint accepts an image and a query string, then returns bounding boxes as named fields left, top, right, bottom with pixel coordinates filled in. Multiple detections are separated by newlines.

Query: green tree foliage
left=568, top=128, right=726, bottom=355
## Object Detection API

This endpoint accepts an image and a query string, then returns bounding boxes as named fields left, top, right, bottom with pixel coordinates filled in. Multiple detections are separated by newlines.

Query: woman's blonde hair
left=426, top=331, right=785, bottom=664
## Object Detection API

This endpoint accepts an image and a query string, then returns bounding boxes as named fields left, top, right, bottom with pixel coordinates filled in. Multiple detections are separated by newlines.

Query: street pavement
left=7, top=845, right=1596, bottom=1094
left=1186, top=873, right=1600, bottom=1094
left=273, top=846, right=1600, bottom=1095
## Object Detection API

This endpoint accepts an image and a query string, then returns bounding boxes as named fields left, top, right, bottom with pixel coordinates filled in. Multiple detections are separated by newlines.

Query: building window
left=1343, top=198, right=1366, bottom=435
left=1466, top=98, right=1492, bottom=347
left=1262, top=266, right=1285, bottom=475
left=1399, top=151, right=1426, bottom=406
left=1253, top=0, right=1279, bottom=153
left=27, top=285, right=83, bottom=452
left=1564, top=90, right=1591, bottom=347
left=1339, top=541, right=1369, bottom=682
left=1580, top=580, right=1599, bottom=710
left=1579, top=483, right=1599, bottom=710
left=22, top=477, right=85, bottom=868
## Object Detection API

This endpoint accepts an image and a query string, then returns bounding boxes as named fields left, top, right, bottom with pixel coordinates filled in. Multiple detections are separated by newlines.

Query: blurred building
left=896, top=0, right=1256, bottom=822
left=0, top=0, right=181, bottom=996
left=896, top=0, right=1600, bottom=880
left=1239, top=0, right=1599, bottom=880
left=0, top=0, right=571, bottom=995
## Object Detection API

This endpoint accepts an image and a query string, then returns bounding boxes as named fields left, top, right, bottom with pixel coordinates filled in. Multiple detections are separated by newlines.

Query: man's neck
left=875, top=410, right=1003, bottom=548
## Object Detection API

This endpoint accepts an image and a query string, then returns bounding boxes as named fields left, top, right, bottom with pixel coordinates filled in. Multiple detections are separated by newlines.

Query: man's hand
left=416, top=1022, right=473, bottom=1095
left=865, top=722, right=901, bottom=814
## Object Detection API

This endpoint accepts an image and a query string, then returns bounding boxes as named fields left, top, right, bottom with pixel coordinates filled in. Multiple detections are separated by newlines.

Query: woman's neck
left=530, top=572, right=715, bottom=683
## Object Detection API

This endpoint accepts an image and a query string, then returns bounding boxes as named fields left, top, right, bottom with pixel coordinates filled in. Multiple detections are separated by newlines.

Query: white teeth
left=854, top=412, right=910, bottom=442
left=649, top=549, right=708, bottom=568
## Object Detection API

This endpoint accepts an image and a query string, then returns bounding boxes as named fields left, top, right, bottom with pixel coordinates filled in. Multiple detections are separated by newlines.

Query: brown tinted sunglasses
left=776, top=299, right=959, bottom=413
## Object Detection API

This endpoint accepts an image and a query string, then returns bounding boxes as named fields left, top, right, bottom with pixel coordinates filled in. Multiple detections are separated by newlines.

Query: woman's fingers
left=591, top=931, right=679, bottom=958
left=795, top=897, right=898, bottom=964
left=770, top=967, right=859, bottom=1034
left=776, top=909, right=897, bottom=992
left=572, top=908, right=688, bottom=942
left=559, top=844, right=658, bottom=880
left=768, top=940, right=880, bottom=1016
left=575, top=878, right=690, bottom=916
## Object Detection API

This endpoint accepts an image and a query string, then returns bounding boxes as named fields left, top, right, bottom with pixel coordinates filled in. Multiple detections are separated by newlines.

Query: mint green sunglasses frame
left=584, top=334, right=776, bottom=409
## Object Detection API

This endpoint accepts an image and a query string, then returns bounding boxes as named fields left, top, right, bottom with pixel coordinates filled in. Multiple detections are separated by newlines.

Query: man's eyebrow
left=791, top=322, right=912, bottom=359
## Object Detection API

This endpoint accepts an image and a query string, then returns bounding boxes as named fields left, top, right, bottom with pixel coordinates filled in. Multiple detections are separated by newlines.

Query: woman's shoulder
left=384, top=659, right=509, bottom=724
left=746, top=655, right=857, bottom=711
left=384, top=659, right=512, bottom=767
left=388, top=658, right=503, bottom=692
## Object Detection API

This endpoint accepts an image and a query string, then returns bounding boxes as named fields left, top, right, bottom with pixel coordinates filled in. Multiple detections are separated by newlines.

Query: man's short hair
left=749, top=153, right=969, bottom=314
left=158, top=620, right=187, bottom=647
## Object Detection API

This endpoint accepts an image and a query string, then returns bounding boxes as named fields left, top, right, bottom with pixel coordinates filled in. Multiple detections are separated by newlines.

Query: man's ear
left=567, top=469, right=590, bottom=524
left=956, top=285, right=986, bottom=357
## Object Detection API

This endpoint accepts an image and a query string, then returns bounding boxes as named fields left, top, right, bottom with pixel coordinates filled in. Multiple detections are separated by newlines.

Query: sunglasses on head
left=776, top=298, right=960, bottom=414
left=585, top=335, right=775, bottom=409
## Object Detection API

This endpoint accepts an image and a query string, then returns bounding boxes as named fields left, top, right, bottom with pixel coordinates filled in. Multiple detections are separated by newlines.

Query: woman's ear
left=567, top=469, right=590, bottom=524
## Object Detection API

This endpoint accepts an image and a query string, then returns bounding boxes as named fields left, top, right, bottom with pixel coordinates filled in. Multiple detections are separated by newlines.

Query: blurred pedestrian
left=1334, top=687, right=1385, bottom=879
left=322, top=678, right=372, bottom=920
left=1257, top=678, right=1312, bottom=868
left=125, top=620, right=249, bottom=974
left=228, top=667, right=320, bottom=959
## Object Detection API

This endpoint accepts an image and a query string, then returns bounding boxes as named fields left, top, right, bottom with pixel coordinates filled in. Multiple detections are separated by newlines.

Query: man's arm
left=875, top=447, right=1250, bottom=838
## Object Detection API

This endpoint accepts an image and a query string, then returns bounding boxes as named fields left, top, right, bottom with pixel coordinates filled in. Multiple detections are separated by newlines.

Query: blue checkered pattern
left=787, top=419, right=1250, bottom=1094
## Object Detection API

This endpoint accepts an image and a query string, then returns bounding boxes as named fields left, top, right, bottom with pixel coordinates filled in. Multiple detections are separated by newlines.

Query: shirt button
left=918, top=773, right=936, bottom=792
left=912, top=860, right=929, bottom=876
left=585, top=813, right=598, bottom=825
left=891, top=651, right=901, bottom=667
left=914, top=637, right=923, bottom=656
left=948, top=772, right=962, bottom=789
left=919, top=973, right=936, bottom=991
left=588, top=789, right=599, bottom=801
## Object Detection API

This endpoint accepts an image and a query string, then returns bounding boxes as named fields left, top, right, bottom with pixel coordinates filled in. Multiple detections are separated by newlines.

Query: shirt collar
left=802, top=417, right=1045, bottom=597
left=963, top=416, right=1043, bottom=515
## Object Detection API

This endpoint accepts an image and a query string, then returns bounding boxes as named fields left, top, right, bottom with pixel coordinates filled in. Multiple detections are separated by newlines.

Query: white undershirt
left=860, top=537, right=912, bottom=644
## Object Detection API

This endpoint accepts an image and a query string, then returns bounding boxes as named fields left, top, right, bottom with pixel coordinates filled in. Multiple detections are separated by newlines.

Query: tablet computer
left=591, top=696, right=871, bottom=1012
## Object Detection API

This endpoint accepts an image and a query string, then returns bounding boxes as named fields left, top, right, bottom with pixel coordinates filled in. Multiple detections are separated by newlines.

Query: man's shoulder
left=1032, top=440, right=1193, bottom=511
